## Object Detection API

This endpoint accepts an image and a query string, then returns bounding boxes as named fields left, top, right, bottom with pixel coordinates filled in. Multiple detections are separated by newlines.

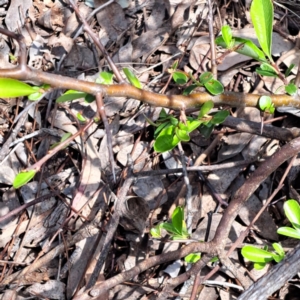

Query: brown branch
left=213, top=136, right=300, bottom=249
left=0, top=28, right=299, bottom=110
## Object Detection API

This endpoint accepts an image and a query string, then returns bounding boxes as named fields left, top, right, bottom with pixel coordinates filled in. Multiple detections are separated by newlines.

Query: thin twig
left=95, top=92, right=116, bottom=182
left=68, top=0, right=124, bottom=83
left=207, top=0, right=217, bottom=77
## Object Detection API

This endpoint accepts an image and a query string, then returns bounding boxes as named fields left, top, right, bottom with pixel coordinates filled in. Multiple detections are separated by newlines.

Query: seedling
left=170, top=66, right=224, bottom=96
left=216, top=0, right=298, bottom=95
left=150, top=206, right=189, bottom=240
left=277, top=199, right=300, bottom=239
left=241, top=243, right=285, bottom=270
left=241, top=199, right=300, bottom=270
left=258, top=96, right=275, bottom=114
left=147, top=101, right=228, bottom=153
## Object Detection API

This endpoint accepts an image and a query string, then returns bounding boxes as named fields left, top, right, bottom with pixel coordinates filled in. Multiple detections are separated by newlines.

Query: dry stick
left=0, top=105, right=28, bottom=162
left=68, top=0, right=124, bottom=83
left=223, top=115, right=300, bottom=141
left=168, top=134, right=223, bottom=218
left=225, top=155, right=297, bottom=261
left=72, top=0, right=114, bottom=40
left=84, top=157, right=134, bottom=290
left=0, top=213, right=103, bottom=285
left=134, top=159, right=254, bottom=177
left=207, top=0, right=217, bottom=77
left=24, top=119, right=93, bottom=173
left=95, top=92, right=116, bottom=182
left=74, top=243, right=215, bottom=300
left=177, top=142, right=193, bottom=233
left=213, top=136, right=300, bottom=251
left=0, top=192, right=60, bottom=224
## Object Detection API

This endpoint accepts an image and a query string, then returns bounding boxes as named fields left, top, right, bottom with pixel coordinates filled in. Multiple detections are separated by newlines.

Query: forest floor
left=1, top=0, right=300, bottom=299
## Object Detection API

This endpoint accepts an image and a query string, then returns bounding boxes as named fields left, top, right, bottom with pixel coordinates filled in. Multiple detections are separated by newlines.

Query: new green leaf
left=173, top=71, right=188, bottom=85
left=185, top=253, right=201, bottom=263
left=154, top=125, right=180, bottom=152
left=97, top=71, right=114, bottom=84
left=198, top=100, right=214, bottom=118
left=13, top=170, right=36, bottom=189
left=204, top=79, right=224, bottom=95
left=241, top=245, right=274, bottom=263
left=282, top=199, right=300, bottom=231
left=221, top=25, right=233, bottom=48
left=215, top=36, right=267, bottom=62
left=0, top=78, right=36, bottom=98
left=56, top=90, right=87, bottom=103
left=250, top=0, right=273, bottom=60
left=123, top=67, right=142, bottom=89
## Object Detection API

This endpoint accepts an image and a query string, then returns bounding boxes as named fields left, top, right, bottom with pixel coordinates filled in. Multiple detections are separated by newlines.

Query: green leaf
left=183, top=84, right=198, bottom=95
left=171, top=207, right=184, bottom=234
left=198, top=100, right=214, bottom=118
left=175, top=128, right=190, bottom=142
left=272, top=243, right=285, bottom=257
left=283, top=199, right=300, bottom=230
left=215, top=36, right=267, bottom=62
left=13, top=170, right=36, bottom=189
left=241, top=245, right=274, bottom=263
left=150, top=224, right=162, bottom=238
left=221, top=25, right=233, bottom=48
left=97, top=71, right=114, bottom=84
left=84, top=94, right=95, bottom=103
left=256, top=63, right=278, bottom=77
left=160, top=222, right=179, bottom=235
left=200, top=123, right=214, bottom=139
left=259, top=95, right=275, bottom=113
left=250, top=0, right=273, bottom=60
left=210, top=256, right=219, bottom=263
left=285, top=64, right=295, bottom=78
left=204, top=79, right=224, bottom=95
left=285, top=83, right=297, bottom=96
left=154, top=122, right=170, bottom=138
left=0, top=78, right=36, bottom=98
left=159, top=108, right=169, bottom=119
left=56, top=90, right=87, bottom=103
left=211, top=110, right=229, bottom=125
left=60, top=132, right=72, bottom=143
left=185, top=119, right=202, bottom=132
left=199, top=72, right=213, bottom=85
left=173, top=71, right=188, bottom=85
left=50, top=132, right=72, bottom=150
left=172, top=60, right=178, bottom=70
left=154, top=125, right=180, bottom=152
left=277, top=227, right=300, bottom=239
left=28, top=92, right=42, bottom=101
left=256, top=68, right=278, bottom=77
left=271, top=243, right=285, bottom=263
left=253, top=262, right=267, bottom=270
left=170, top=116, right=179, bottom=126
left=77, top=112, right=87, bottom=122
left=185, top=253, right=201, bottom=263
left=123, top=67, right=142, bottom=89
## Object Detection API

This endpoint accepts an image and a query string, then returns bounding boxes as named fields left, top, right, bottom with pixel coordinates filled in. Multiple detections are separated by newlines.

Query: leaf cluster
left=216, top=0, right=297, bottom=99
left=241, top=199, right=300, bottom=270
left=150, top=101, right=228, bottom=153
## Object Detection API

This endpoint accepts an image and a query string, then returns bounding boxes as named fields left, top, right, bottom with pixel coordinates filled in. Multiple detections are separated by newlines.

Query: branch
left=0, top=28, right=299, bottom=110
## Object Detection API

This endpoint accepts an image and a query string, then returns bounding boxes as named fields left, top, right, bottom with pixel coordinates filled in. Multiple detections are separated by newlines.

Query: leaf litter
left=1, top=0, right=300, bottom=299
